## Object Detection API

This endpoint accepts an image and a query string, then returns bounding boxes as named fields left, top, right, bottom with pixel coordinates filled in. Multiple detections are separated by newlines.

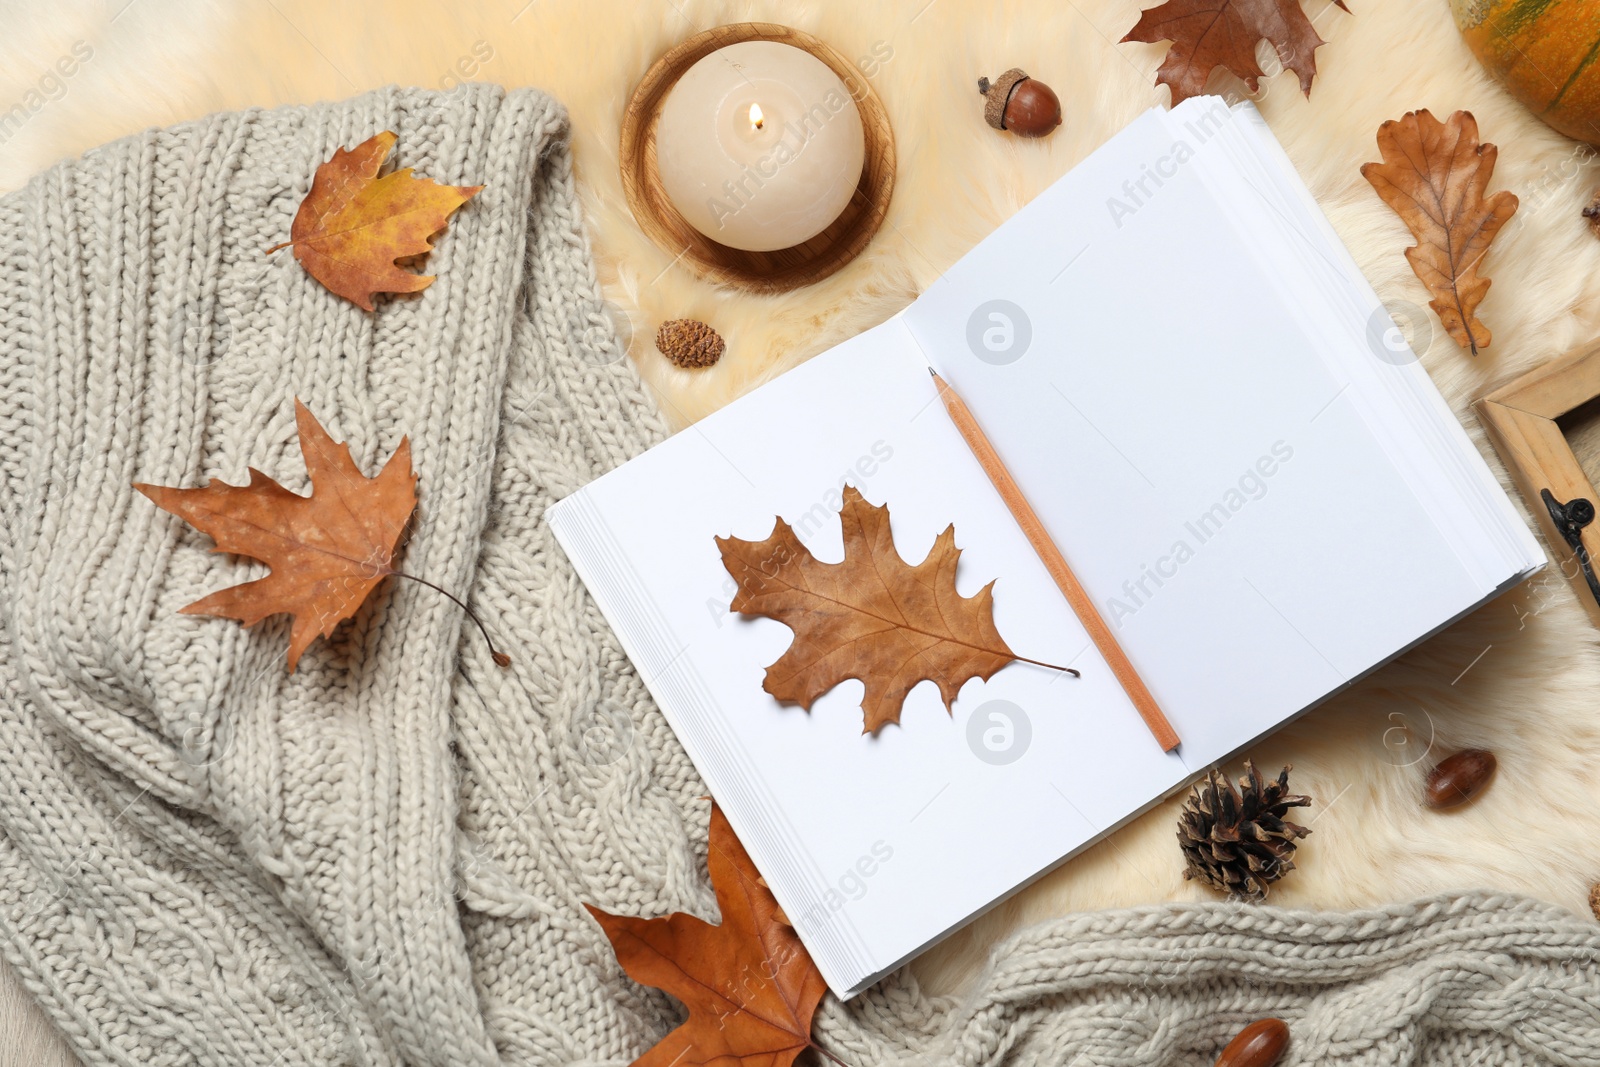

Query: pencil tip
left=928, top=367, right=937, bottom=377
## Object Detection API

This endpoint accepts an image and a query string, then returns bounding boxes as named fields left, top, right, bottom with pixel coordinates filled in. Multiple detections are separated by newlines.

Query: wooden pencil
left=930, top=369, right=1181, bottom=752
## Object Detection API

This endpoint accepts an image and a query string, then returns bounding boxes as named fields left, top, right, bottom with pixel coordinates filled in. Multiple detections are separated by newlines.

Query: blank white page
left=901, top=100, right=1541, bottom=770
left=1185, top=102, right=1540, bottom=583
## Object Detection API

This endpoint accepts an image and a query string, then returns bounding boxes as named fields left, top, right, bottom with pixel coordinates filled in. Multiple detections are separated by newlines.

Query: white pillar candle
left=655, top=40, right=866, bottom=252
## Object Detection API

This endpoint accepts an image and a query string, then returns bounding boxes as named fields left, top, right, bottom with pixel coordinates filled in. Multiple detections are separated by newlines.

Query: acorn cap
left=981, top=68, right=1031, bottom=130
left=656, top=318, right=725, bottom=369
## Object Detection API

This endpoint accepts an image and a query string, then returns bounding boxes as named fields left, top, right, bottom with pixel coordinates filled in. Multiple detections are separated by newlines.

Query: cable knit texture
left=0, top=85, right=1597, bottom=1067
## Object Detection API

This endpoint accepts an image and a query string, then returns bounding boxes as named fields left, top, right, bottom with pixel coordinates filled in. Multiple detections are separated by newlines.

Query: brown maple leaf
left=585, top=804, right=836, bottom=1067
left=136, top=400, right=416, bottom=672
left=266, top=131, right=482, bottom=311
left=137, top=399, right=506, bottom=672
left=716, top=485, right=1070, bottom=735
left=1361, top=109, right=1518, bottom=357
left=1122, top=0, right=1350, bottom=105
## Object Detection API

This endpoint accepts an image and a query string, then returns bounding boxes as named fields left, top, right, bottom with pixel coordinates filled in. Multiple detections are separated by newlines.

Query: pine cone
left=656, top=318, right=725, bottom=369
left=1178, top=761, right=1312, bottom=901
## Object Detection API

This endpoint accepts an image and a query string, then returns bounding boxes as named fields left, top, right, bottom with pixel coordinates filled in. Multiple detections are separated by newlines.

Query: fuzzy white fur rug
left=3, top=0, right=1600, bottom=1045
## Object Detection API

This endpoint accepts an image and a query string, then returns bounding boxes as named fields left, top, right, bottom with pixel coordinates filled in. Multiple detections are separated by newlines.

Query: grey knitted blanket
left=0, top=84, right=1597, bottom=1067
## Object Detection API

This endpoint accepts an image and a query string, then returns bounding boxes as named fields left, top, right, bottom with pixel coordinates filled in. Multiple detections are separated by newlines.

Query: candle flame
left=748, top=103, right=764, bottom=130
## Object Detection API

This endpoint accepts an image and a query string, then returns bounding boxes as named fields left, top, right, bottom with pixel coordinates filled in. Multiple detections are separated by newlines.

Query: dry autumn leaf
left=585, top=805, right=837, bottom=1067
left=1122, top=0, right=1350, bottom=105
left=136, top=399, right=506, bottom=672
left=716, top=484, right=1071, bottom=735
left=1362, top=109, right=1518, bottom=356
left=267, top=131, right=482, bottom=311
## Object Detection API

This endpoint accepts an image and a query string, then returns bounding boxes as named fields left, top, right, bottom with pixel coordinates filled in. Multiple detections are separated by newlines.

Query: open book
left=548, top=97, right=1543, bottom=998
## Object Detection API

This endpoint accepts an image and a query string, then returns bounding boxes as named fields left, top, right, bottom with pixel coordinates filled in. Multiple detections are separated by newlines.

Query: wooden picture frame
left=1477, top=342, right=1600, bottom=627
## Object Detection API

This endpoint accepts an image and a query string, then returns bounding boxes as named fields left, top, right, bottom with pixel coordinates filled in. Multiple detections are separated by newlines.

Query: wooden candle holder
left=619, top=23, right=896, bottom=294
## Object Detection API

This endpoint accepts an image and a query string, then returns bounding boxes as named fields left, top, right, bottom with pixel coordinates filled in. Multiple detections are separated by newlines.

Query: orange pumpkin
left=1453, top=0, right=1600, bottom=143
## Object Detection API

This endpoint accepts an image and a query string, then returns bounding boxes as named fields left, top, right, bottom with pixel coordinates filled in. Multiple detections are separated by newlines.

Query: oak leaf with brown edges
left=1361, top=109, right=1518, bottom=356
left=135, top=399, right=417, bottom=672
left=585, top=804, right=835, bottom=1067
left=717, top=484, right=1068, bottom=735
left=1122, top=0, right=1350, bottom=105
left=267, top=131, right=482, bottom=311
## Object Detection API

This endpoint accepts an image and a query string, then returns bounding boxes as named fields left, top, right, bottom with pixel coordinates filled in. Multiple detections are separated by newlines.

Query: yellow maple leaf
left=267, top=131, right=482, bottom=311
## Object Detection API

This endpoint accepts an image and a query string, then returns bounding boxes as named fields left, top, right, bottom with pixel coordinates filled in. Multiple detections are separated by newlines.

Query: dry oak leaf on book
left=1362, top=109, right=1518, bottom=356
left=716, top=484, right=1074, bottom=735
left=585, top=804, right=842, bottom=1067
left=1122, top=0, right=1350, bottom=106
left=267, top=131, right=482, bottom=311
left=135, top=399, right=508, bottom=672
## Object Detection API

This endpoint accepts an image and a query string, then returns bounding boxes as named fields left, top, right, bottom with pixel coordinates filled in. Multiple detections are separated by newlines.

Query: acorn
left=1215, top=1019, right=1290, bottom=1067
left=978, top=69, right=1062, bottom=137
left=1423, top=748, right=1496, bottom=810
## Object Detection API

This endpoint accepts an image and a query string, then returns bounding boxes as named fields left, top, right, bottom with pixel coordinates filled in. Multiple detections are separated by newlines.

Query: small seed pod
left=1215, top=1019, right=1290, bottom=1067
left=655, top=318, right=725, bottom=369
left=978, top=69, right=1062, bottom=138
left=1424, top=748, right=1497, bottom=810
left=1589, top=882, right=1600, bottom=922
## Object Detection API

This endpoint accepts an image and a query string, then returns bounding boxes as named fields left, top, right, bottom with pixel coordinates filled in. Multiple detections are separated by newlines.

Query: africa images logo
left=966, top=699, right=1031, bottom=765
left=965, top=300, right=1032, bottom=365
